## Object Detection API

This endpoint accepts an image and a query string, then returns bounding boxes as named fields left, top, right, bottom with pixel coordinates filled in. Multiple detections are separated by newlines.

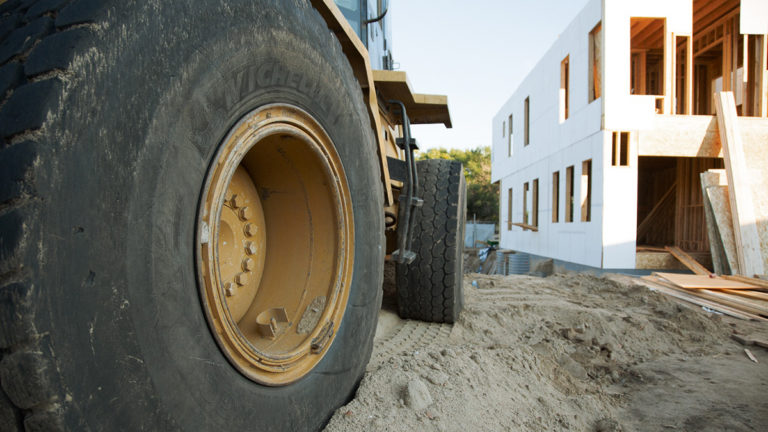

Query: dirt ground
left=324, top=272, right=768, bottom=432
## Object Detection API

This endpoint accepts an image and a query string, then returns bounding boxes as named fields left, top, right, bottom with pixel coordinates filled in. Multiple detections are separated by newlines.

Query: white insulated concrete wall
left=492, top=0, right=695, bottom=269
left=492, top=0, right=604, bottom=268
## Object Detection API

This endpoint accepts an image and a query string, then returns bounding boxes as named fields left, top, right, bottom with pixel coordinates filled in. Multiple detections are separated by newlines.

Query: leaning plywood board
left=700, top=171, right=728, bottom=274
left=738, top=115, right=768, bottom=275
left=715, top=92, right=765, bottom=276
left=653, top=272, right=758, bottom=290
left=706, top=185, right=740, bottom=274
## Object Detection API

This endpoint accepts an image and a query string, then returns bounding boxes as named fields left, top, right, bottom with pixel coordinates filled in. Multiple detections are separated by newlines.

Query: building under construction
left=491, top=0, right=768, bottom=274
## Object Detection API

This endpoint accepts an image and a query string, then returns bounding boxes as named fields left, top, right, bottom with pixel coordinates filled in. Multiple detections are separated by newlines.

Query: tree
left=417, top=146, right=499, bottom=224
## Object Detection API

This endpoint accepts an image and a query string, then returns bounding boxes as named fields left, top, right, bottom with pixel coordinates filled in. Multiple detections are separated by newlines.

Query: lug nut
left=230, top=194, right=242, bottom=209
left=235, top=272, right=249, bottom=286
left=245, top=241, right=259, bottom=255
left=238, top=206, right=252, bottom=221
left=243, top=223, right=258, bottom=237
left=224, top=282, right=235, bottom=297
left=242, top=257, right=254, bottom=271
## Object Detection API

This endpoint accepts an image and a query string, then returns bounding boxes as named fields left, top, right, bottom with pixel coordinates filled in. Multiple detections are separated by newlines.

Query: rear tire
left=396, top=159, right=466, bottom=323
left=0, top=1, right=382, bottom=430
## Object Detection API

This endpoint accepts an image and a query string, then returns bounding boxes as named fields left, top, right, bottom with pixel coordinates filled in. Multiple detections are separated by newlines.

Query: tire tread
left=0, top=1, right=90, bottom=430
left=396, top=159, right=465, bottom=323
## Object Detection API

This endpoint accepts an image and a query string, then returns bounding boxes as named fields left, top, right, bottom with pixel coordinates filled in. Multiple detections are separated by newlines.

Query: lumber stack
left=641, top=272, right=768, bottom=321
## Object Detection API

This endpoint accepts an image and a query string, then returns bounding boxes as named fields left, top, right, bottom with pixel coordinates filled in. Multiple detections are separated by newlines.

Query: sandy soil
left=324, top=272, right=768, bottom=432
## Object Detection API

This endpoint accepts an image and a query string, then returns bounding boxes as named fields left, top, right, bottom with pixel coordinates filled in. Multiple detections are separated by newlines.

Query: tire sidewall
left=35, top=2, right=383, bottom=430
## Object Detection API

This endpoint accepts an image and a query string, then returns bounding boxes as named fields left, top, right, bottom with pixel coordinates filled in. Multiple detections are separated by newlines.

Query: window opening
left=560, top=56, right=570, bottom=122
left=552, top=171, right=560, bottom=223
left=611, top=132, right=630, bottom=166
left=589, top=22, right=603, bottom=102
left=581, top=160, right=592, bottom=222
left=524, top=97, right=530, bottom=146
left=565, top=166, right=574, bottom=223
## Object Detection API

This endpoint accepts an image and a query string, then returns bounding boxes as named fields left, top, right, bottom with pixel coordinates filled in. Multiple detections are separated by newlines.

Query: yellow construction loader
left=0, top=0, right=465, bottom=430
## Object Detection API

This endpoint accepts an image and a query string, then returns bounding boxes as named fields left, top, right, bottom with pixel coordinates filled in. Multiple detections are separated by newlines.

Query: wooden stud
left=743, top=34, right=749, bottom=116
left=637, top=181, right=676, bottom=239
left=686, top=35, right=694, bottom=114
left=665, top=28, right=674, bottom=114
left=665, top=246, right=711, bottom=275
left=714, top=92, right=766, bottom=276
left=760, top=35, right=768, bottom=117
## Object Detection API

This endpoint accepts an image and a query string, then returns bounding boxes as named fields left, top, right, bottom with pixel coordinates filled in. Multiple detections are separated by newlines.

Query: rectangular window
left=524, top=97, right=530, bottom=146
left=532, top=179, right=539, bottom=227
left=507, top=114, right=513, bottom=156
left=502, top=120, right=506, bottom=138
left=560, top=56, right=570, bottom=122
left=611, top=132, right=630, bottom=166
left=507, top=188, right=513, bottom=231
left=523, top=182, right=529, bottom=225
left=581, top=160, right=592, bottom=222
left=589, top=22, right=602, bottom=102
left=565, top=166, right=574, bottom=222
left=629, top=17, right=665, bottom=96
left=552, top=171, right=560, bottom=223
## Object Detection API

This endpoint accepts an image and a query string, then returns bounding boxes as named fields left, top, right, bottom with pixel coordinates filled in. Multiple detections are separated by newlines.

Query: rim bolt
left=244, top=223, right=257, bottom=237
left=230, top=194, right=242, bottom=209
left=235, top=272, right=249, bottom=286
left=245, top=241, right=258, bottom=255
left=242, top=257, right=254, bottom=271
left=224, top=282, right=235, bottom=297
left=238, top=206, right=252, bottom=221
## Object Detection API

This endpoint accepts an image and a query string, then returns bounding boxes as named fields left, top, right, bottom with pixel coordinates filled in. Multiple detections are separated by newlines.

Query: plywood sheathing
left=739, top=117, right=768, bottom=272
left=714, top=92, right=767, bottom=276
left=700, top=171, right=729, bottom=274
left=706, top=185, right=740, bottom=274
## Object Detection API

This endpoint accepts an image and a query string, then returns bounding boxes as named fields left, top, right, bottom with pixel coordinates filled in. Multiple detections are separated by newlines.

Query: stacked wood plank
left=641, top=272, right=768, bottom=322
left=641, top=245, right=768, bottom=321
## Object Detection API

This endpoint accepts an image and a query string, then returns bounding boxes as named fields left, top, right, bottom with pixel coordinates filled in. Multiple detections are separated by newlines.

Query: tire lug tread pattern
left=0, top=1, right=91, bottom=429
left=396, top=159, right=466, bottom=324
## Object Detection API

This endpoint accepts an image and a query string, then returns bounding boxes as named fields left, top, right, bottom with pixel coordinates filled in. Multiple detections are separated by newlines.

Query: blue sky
left=390, top=0, right=589, bottom=151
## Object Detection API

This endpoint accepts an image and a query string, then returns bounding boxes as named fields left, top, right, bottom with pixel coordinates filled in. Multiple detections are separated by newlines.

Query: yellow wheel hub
left=196, top=105, right=354, bottom=386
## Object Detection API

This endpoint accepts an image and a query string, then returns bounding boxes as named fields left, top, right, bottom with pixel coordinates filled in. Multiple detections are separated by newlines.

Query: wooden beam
left=512, top=222, right=538, bottom=232
left=637, top=181, right=676, bottom=239
left=722, top=21, right=732, bottom=91
left=686, top=35, right=693, bottom=114
left=714, top=92, right=766, bottom=276
left=724, top=275, right=768, bottom=289
left=665, top=27, right=674, bottom=114
left=723, top=289, right=768, bottom=302
left=760, top=35, right=768, bottom=117
left=665, top=246, right=711, bottom=275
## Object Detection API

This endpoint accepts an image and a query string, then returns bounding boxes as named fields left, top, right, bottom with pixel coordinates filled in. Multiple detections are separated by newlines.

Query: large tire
left=396, top=159, right=466, bottom=323
left=0, top=1, right=383, bottom=431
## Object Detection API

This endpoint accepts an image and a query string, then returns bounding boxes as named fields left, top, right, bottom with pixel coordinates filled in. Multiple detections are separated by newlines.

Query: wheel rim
left=196, top=104, right=354, bottom=386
